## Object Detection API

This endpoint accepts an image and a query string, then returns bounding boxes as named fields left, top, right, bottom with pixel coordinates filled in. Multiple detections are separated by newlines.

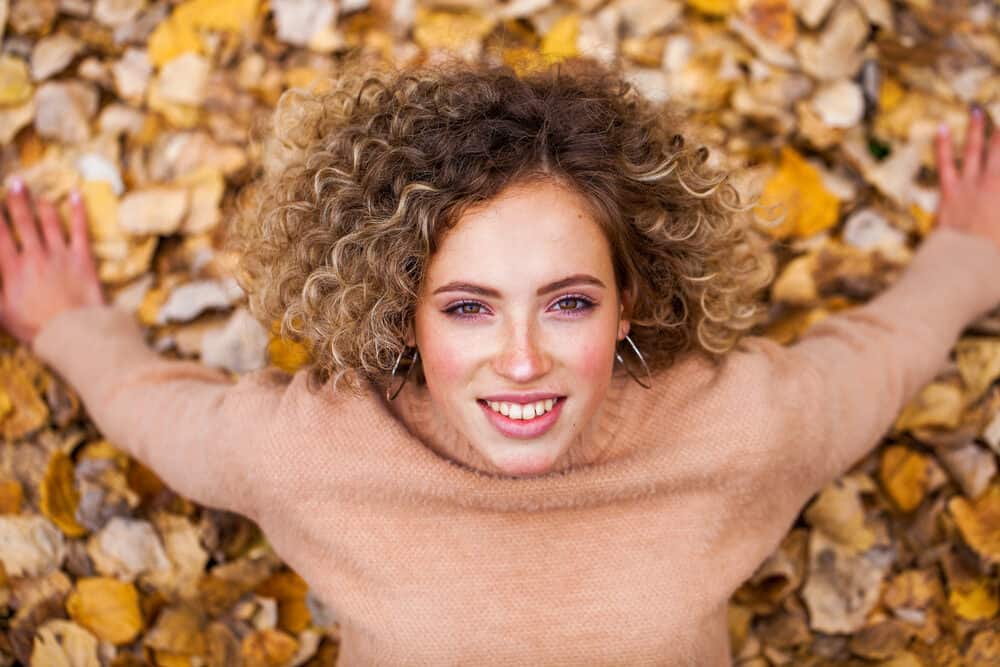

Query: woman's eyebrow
left=431, top=274, right=606, bottom=298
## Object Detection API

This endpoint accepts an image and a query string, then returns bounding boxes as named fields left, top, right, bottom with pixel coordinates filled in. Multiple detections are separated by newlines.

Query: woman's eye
left=445, top=302, right=486, bottom=317
left=553, top=296, right=594, bottom=312
left=458, top=303, right=483, bottom=315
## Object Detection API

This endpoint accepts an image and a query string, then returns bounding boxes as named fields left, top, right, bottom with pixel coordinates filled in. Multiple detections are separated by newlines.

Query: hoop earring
left=615, top=334, right=652, bottom=389
left=386, top=346, right=419, bottom=401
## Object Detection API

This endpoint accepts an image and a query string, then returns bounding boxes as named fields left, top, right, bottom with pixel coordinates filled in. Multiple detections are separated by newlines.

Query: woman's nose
left=492, top=323, right=552, bottom=381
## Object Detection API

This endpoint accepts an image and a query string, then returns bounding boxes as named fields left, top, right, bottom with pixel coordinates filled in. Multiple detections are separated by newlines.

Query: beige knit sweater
left=32, top=227, right=1000, bottom=665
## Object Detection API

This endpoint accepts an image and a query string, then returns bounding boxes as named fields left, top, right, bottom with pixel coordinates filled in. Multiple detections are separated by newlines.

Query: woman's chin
left=486, top=444, right=562, bottom=478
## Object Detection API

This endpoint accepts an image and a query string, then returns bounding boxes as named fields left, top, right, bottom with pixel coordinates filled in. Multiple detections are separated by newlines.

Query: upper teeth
left=487, top=399, right=556, bottom=420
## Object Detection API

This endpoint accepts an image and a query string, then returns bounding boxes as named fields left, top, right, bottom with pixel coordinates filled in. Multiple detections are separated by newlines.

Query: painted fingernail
left=972, top=105, right=983, bottom=120
left=938, top=121, right=950, bottom=136
left=9, top=177, right=23, bottom=193
left=69, top=190, right=82, bottom=204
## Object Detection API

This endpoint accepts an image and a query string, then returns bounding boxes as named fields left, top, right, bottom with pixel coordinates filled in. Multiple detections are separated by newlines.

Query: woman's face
left=409, top=179, right=632, bottom=477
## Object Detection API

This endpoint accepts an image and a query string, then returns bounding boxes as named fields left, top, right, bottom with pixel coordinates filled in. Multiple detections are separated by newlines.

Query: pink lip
left=480, top=391, right=563, bottom=402
left=478, top=398, right=565, bottom=439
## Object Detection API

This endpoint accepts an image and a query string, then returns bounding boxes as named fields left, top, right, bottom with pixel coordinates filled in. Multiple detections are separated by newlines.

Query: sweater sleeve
left=754, top=226, right=1000, bottom=499
left=30, top=304, right=284, bottom=520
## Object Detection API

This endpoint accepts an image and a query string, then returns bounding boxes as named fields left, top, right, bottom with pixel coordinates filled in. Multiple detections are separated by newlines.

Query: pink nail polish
left=972, top=106, right=983, bottom=120
left=70, top=190, right=82, bottom=204
left=9, top=177, right=23, bottom=193
left=938, top=122, right=950, bottom=136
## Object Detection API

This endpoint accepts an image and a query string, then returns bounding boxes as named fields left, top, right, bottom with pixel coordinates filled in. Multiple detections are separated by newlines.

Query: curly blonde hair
left=228, top=54, right=776, bottom=395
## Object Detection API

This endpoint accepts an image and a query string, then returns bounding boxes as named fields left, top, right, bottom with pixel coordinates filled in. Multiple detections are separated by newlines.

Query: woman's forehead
left=424, top=181, right=615, bottom=292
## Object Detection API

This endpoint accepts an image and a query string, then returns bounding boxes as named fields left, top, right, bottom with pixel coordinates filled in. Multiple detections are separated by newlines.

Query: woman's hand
left=0, top=177, right=105, bottom=347
left=935, top=106, right=1000, bottom=250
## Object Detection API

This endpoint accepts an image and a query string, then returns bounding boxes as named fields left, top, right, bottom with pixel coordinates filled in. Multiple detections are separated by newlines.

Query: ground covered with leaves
left=0, top=0, right=998, bottom=665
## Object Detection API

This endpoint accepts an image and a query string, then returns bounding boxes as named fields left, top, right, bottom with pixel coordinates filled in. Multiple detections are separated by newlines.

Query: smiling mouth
left=476, top=397, right=566, bottom=439
left=477, top=397, right=564, bottom=420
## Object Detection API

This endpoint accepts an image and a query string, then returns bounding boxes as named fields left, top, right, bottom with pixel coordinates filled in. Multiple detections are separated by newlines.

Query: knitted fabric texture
left=32, top=227, right=1000, bottom=665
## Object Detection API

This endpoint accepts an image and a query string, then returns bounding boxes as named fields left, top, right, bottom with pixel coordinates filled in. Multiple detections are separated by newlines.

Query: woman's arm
left=30, top=305, right=282, bottom=519
left=762, top=107, right=1000, bottom=498
left=1, top=179, right=279, bottom=519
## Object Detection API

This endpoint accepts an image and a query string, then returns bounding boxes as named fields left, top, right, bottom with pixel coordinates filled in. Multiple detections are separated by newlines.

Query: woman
left=5, top=57, right=1000, bottom=664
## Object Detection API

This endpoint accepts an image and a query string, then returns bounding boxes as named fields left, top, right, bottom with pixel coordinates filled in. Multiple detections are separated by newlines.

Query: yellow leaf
left=174, top=0, right=260, bottom=33
left=762, top=306, right=830, bottom=345
left=0, top=389, right=11, bottom=421
left=148, top=18, right=203, bottom=69
left=154, top=651, right=194, bottom=667
left=0, top=56, right=32, bottom=106
left=138, top=287, right=170, bottom=328
left=0, top=355, right=49, bottom=440
left=771, top=252, right=819, bottom=305
left=255, top=570, right=311, bottom=634
left=66, top=577, right=144, bottom=645
left=949, top=578, right=999, bottom=621
left=949, top=484, right=1000, bottom=564
left=541, top=14, right=580, bottom=64
left=148, top=0, right=261, bottom=68
left=413, top=8, right=496, bottom=54
left=77, top=439, right=127, bottom=465
left=754, top=147, right=840, bottom=240
left=894, top=380, right=965, bottom=432
left=955, top=337, right=1000, bottom=402
left=80, top=180, right=122, bottom=244
left=241, top=629, right=298, bottom=667
left=284, top=67, right=321, bottom=91
left=879, top=76, right=905, bottom=112
left=687, top=0, right=737, bottom=17
left=267, top=321, right=311, bottom=374
left=503, top=47, right=550, bottom=77
left=804, top=479, right=876, bottom=552
left=0, top=478, right=23, bottom=514
left=40, top=450, right=87, bottom=538
left=879, top=445, right=930, bottom=513
left=910, top=203, right=934, bottom=238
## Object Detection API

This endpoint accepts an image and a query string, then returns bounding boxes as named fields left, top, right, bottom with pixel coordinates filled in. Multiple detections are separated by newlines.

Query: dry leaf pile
left=1, top=0, right=999, bottom=664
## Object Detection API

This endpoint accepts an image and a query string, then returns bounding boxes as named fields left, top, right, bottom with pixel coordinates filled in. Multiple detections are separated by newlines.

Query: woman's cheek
left=420, top=328, right=477, bottom=386
left=567, top=330, right=614, bottom=384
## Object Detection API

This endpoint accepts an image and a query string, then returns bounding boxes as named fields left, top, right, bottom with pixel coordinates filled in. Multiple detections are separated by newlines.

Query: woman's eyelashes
left=443, top=295, right=597, bottom=320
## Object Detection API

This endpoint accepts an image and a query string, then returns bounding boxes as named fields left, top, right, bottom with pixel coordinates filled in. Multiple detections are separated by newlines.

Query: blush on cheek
left=572, top=338, right=615, bottom=383
left=419, top=339, right=475, bottom=389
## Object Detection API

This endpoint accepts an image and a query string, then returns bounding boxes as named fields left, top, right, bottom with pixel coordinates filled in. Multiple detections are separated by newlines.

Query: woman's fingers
left=5, top=179, right=42, bottom=256
left=36, top=196, right=67, bottom=253
left=0, top=208, right=17, bottom=278
left=67, top=191, right=94, bottom=263
left=987, top=119, right=1000, bottom=178
left=962, top=107, right=985, bottom=182
left=936, top=123, right=958, bottom=198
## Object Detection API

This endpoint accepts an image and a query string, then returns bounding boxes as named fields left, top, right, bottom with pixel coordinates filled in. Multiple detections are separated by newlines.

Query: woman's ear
left=404, top=323, right=416, bottom=348
left=618, top=286, right=636, bottom=340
